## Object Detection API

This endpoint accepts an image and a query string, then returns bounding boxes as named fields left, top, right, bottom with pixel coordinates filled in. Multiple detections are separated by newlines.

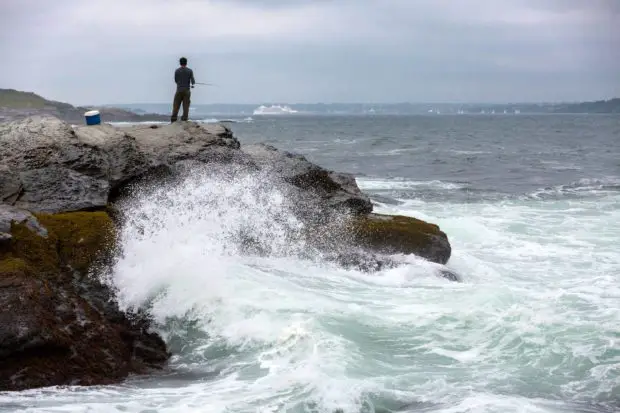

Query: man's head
left=179, top=57, right=188, bottom=66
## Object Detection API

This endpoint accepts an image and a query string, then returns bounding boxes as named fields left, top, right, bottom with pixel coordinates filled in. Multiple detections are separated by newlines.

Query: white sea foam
left=528, top=177, right=620, bottom=199
left=357, top=177, right=465, bottom=191
left=2, top=171, right=618, bottom=413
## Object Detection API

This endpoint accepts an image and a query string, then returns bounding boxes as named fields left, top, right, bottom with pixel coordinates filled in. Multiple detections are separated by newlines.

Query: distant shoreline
left=0, top=89, right=169, bottom=123
left=2, top=88, right=618, bottom=124
left=108, top=99, right=620, bottom=116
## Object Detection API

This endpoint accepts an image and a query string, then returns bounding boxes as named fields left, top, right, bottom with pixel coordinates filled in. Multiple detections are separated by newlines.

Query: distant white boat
left=253, top=105, right=298, bottom=115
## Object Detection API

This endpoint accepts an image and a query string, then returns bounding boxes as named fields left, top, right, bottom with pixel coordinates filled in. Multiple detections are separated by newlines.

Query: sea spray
left=91, top=166, right=453, bottom=412
left=103, top=167, right=367, bottom=411
left=107, top=166, right=307, bottom=309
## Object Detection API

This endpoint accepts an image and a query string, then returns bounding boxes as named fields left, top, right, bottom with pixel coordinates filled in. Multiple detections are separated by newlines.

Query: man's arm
left=190, top=69, right=195, bottom=86
left=174, top=68, right=179, bottom=85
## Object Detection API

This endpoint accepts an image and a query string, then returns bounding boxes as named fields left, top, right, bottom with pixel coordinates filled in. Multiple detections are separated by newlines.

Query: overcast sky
left=1, top=0, right=618, bottom=104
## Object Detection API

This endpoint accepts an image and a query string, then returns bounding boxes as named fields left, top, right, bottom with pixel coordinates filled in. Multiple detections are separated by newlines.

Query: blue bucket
left=84, top=110, right=101, bottom=126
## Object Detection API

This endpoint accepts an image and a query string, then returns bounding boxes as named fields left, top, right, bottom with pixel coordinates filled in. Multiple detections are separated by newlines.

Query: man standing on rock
left=171, top=57, right=195, bottom=123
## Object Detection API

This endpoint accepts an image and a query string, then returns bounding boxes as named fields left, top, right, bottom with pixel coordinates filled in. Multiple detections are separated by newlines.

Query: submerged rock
left=439, top=269, right=462, bottom=282
left=332, top=250, right=400, bottom=272
left=0, top=208, right=169, bottom=391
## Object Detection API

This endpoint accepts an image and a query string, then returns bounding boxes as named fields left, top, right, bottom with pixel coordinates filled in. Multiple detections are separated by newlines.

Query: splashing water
left=2, top=168, right=618, bottom=412
left=93, top=167, right=450, bottom=412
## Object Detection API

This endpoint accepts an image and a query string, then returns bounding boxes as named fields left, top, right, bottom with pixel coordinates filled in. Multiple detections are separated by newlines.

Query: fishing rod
left=194, top=82, right=217, bottom=87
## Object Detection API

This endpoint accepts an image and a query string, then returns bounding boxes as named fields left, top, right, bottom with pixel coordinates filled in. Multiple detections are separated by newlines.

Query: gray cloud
left=0, top=0, right=617, bottom=104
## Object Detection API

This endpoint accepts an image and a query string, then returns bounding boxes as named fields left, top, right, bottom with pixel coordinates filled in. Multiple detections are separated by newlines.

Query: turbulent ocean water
left=2, top=114, right=619, bottom=413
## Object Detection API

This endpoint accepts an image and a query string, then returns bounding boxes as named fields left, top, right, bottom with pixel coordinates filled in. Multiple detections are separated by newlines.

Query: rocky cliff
left=0, top=116, right=453, bottom=391
left=0, top=89, right=168, bottom=123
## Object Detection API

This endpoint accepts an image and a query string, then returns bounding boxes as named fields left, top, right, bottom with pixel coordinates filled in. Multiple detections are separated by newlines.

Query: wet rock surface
left=0, top=115, right=455, bottom=391
left=0, top=210, right=169, bottom=391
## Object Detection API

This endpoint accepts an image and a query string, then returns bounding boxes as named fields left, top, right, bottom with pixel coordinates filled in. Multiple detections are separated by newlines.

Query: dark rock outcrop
left=1, top=116, right=451, bottom=265
left=350, top=214, right=452, bottom=265
left=0, top=207, right=169, bottom=391
left=0, top=116, right=242, bottom=213
left=242, top=143, right=372, bottom=215
left=0, top=115, right=455, bottom=391
left=0, top=117, right=371, bottom=217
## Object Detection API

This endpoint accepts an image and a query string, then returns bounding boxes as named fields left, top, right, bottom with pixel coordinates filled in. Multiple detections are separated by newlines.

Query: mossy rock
left=0, top=257, right=30, bottom=278
left=350, top=213, right=451, bottom=264
left=0, top=211, right=115, bottom=280
left=36, top=212, right=115, bottom=274
left=0, top=209, right=169, bottom=391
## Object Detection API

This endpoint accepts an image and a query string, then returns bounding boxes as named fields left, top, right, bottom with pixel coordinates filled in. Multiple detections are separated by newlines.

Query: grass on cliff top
left=0, top=88, right=73, bottom=110
left=0, top=88, right=160, bottom=119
